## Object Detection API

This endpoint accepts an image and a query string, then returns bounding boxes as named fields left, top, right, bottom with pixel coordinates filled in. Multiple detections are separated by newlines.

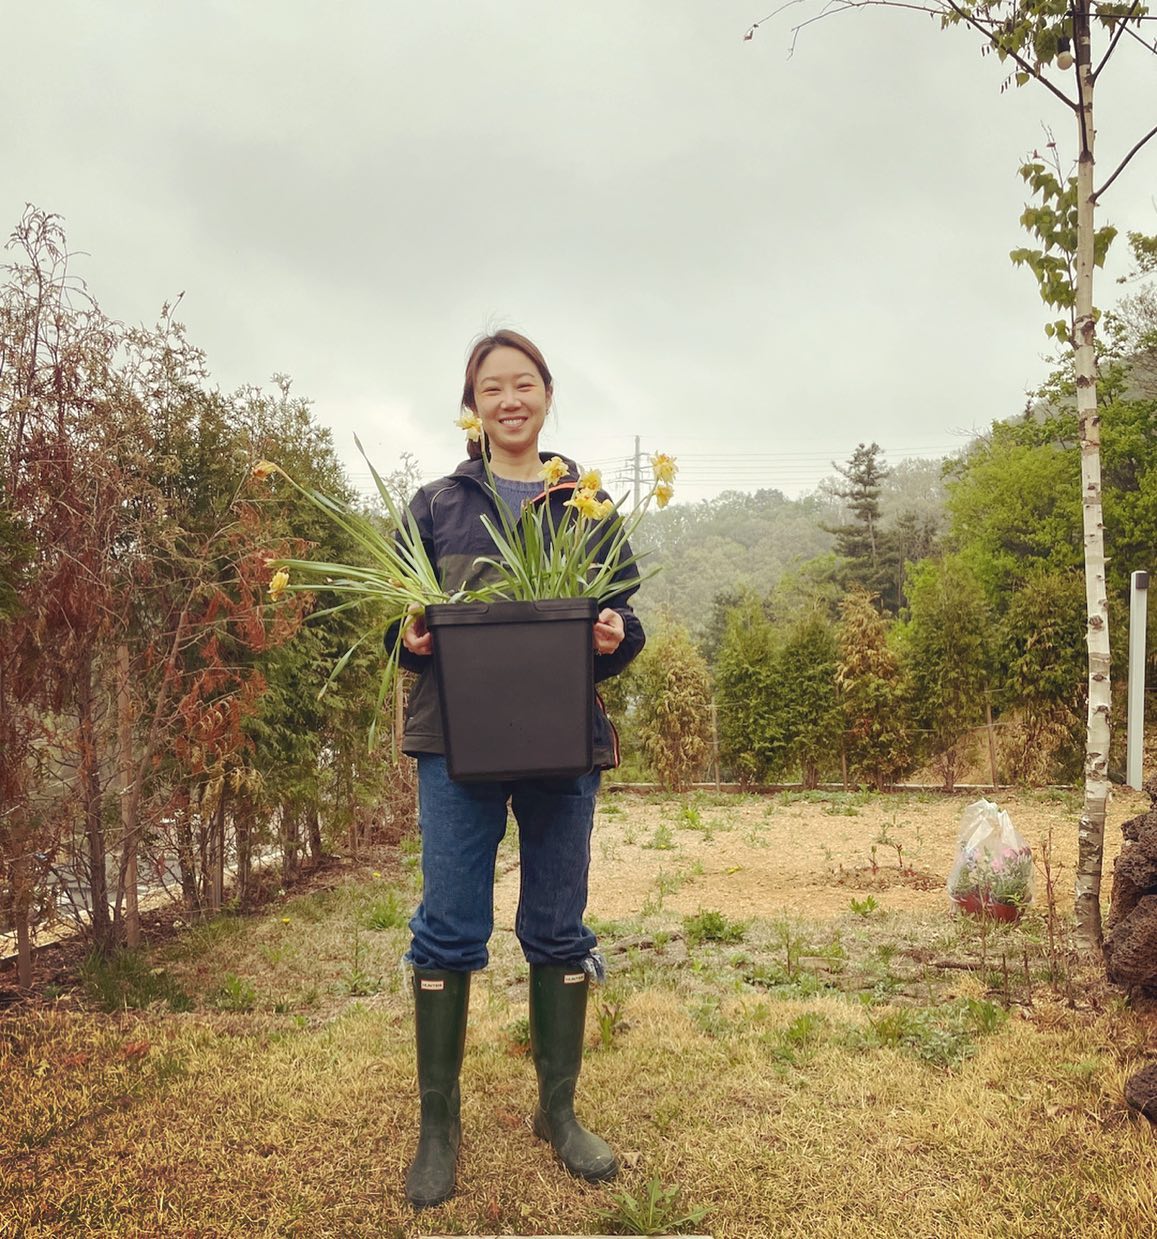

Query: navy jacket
left=385, top=452, right=646, bottom=768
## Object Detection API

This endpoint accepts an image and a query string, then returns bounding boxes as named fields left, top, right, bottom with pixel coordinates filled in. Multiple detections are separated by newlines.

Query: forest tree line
left=616, top=287, right=1157, bottom=792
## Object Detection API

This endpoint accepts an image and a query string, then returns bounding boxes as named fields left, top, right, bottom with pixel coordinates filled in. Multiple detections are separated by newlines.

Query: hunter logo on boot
left=563, top=973, right=585, bottom=984
left=419, top=979, right=445, bottom=991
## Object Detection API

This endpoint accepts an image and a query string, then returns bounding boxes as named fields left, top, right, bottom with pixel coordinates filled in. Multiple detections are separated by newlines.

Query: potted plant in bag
left=949, top=844, right=1034, bottom=923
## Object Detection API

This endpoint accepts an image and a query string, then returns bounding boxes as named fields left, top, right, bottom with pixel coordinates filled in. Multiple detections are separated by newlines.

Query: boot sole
left=532, top=1113, right=619, bottom=1182
left=406, top=1186, right=456, bottom=1210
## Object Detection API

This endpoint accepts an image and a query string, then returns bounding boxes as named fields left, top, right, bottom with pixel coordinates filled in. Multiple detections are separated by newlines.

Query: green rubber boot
left=405, top=968, right=470, bottom=1209
left=529, top=964, right=619, bottom=1182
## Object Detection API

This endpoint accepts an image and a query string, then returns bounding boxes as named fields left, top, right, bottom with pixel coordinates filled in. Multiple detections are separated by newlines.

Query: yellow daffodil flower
left=268, top=568, right=290, bottom=600
left=455, top=413, right=483, bottom=442
left=565, top=487, right=603, bottom=520
left=650, top=452, right=678, bottom=483
left=655, top=481, right=674, bottom=509
left=577, top=467, right=603, bottom=492
left=538, top=456, right=569, bottom=487
left=595, top=497, right=616, bottom=519
left=251, top=460, right=279, bottom=480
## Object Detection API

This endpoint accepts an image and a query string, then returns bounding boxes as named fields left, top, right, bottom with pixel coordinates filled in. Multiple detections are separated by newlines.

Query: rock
left=1105, top=779, right=1157, bottom=956
left=1121, top=813, right=1157, bottom=847
left=1107, top=847, right=1157, bottom=930
left=1104, top=894, right=1157, bottom=989
left=1124, top=1063, right=1157, bottom=1124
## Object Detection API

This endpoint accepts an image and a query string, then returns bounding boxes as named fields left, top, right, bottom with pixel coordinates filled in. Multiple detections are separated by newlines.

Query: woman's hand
left=593, top=608, right=624, bottom=656
left=403, top=603, right=433, bottom=656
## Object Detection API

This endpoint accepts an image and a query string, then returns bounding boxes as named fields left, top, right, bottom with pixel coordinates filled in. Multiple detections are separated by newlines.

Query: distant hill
left=630, top=457, right=950, bottom=637
left=631, top=488, right=837, bottom=636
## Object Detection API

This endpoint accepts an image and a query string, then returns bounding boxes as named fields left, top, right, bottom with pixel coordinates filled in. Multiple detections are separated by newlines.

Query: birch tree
left=749, top=0, right=1157, bottom=950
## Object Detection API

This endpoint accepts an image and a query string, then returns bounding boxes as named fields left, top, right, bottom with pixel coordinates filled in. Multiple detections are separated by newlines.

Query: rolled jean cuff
left=582, top=951, right=607, bottom=986
left=401, top=951, right=478, bottom=977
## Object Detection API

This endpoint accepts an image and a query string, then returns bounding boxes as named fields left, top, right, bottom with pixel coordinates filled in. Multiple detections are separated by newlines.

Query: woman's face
left=473, top=346, right=550, bottom=457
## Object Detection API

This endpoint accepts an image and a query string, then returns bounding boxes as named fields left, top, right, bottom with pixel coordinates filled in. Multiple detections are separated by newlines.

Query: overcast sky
left=6, top=1, right=1156, bottom=504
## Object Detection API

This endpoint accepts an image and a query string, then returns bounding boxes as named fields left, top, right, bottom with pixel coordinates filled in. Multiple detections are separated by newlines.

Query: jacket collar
left=448, top=451, right=580, bottom=486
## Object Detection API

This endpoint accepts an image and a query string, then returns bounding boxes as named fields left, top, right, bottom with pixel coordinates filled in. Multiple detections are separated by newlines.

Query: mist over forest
left=631, top=456, right=949, bottom=637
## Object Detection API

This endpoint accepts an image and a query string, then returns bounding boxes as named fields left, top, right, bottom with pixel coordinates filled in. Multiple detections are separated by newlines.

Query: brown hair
left=461, top=329, right=554, bottom=460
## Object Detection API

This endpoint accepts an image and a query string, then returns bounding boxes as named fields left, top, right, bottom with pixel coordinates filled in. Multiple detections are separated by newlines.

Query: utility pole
left=633, top=435, right=641, bottom=509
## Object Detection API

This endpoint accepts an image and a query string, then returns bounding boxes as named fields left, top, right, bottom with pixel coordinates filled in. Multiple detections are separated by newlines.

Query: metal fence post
left=1127, top=569, right=1149, bottom=789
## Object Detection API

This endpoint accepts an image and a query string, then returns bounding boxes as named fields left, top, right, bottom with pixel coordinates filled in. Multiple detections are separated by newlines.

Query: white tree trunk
left=1073, top=4, right=1111, bottom=952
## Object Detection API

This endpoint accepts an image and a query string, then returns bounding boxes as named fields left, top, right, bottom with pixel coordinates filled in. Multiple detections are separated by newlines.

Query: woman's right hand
left=402, top=604, right=433, bottom=656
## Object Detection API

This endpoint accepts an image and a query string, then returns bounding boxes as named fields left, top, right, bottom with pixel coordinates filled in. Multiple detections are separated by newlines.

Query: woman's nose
left=500, top=391, right=521, bottom=408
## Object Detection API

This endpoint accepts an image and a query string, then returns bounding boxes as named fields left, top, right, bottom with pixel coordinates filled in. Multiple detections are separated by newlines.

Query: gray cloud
left=6, top=0, right=1155, bottom=503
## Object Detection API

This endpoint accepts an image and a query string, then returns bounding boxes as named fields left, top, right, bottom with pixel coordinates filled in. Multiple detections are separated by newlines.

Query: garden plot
left=3, top=788, right=1156, bottom=1239
left=495, top=787, right=1140, bottom=928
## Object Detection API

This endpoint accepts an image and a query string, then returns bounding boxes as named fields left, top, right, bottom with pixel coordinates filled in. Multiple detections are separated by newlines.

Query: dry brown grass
left=2, top=789, right=1156, bottom=1238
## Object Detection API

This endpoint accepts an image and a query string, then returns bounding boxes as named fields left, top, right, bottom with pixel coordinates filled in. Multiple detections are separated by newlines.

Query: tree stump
left=1104, top=775, right=1157, bottom=995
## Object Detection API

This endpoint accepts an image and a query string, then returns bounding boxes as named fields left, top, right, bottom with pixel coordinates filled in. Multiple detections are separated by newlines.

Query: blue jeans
left=407, top=754, right=601, bottom=972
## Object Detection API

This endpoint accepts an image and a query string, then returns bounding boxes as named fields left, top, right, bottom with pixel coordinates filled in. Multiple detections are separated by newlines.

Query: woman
left=388, top=329, right=646, bottom=1209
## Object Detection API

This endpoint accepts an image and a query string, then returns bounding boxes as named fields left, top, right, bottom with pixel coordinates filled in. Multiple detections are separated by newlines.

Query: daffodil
left=650, top=452, right=678, bottom=484
left=565, top=487, right=604, bottom=520
left=268, top=568, right=290, bottom=600
left=538, top=456, right=569, bottom=487
left=455, top=413, right=483, bottom=442
left=654, top=481, right=674, bottom=509
left=595, top=497, right=616, bottom=519
left=252, top=460, right=280, bottom=480
left=577, top=467, right=603, bottom=492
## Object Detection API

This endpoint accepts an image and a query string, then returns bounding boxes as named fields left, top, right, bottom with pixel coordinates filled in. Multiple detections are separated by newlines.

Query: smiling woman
left=465, top=334, right=553, bottom=472
left=389, top=328, right=648, bottom=1211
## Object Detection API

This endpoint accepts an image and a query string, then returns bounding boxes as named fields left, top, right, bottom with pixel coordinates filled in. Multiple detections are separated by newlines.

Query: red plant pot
left=951, top=892, right=1024, bottom=923
left=984, top=898, right=1023, bottom=924
left=952, top=892, right=985, bottom=917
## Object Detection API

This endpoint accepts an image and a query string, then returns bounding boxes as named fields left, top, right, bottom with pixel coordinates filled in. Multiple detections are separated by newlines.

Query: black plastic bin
left=424, top=597, right=597, bottom=782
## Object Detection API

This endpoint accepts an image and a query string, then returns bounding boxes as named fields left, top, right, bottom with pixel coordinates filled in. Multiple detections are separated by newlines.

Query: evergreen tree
left=880, top=508, right=940, bottom=614
left=631, top=625, right=713, bottom=791
left=997, top=569, right=1088, bottom=784
left=899, top=557, right=991, bottom=791
left=779, top=613, right=841, bottom=789
left=700, top=586, right=746, bottom=668
left=715, top=593, right=784, bottom=784
left=0, top=502, right=30, bottom=620
left=836, top=587, right=913, bottom=791
left=827, top=443, right=891, bottom=601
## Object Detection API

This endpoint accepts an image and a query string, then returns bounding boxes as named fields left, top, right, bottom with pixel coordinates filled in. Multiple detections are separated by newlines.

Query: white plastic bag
left=947, top=798, right=1034, bottom=912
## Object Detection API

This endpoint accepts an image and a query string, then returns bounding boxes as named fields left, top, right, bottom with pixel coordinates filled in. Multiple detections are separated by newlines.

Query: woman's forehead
left=476, top=346, right=542, bottom=384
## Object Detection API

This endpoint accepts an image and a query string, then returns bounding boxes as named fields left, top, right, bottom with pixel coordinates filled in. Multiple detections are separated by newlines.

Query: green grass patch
left=361, top=887, right=410, bottom=931
left=79, top=949, right=193, bottom=1013
left=853, top=997, right=1008, bottom=1067
left=683, top=908, right=747, bottom=948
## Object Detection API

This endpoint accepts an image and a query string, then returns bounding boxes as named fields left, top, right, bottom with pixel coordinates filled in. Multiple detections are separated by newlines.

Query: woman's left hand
left=593, top=608, right=624, bottom=655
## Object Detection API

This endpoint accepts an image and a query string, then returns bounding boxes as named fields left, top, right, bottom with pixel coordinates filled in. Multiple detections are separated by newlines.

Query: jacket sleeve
left=592, top=513, right=646, bottom=684
left=383, top=487, right=436, bottom=674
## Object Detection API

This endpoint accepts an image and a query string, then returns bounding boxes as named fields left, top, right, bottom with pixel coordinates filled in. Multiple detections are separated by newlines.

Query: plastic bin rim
left=425, top=598, right=598, bottom=626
